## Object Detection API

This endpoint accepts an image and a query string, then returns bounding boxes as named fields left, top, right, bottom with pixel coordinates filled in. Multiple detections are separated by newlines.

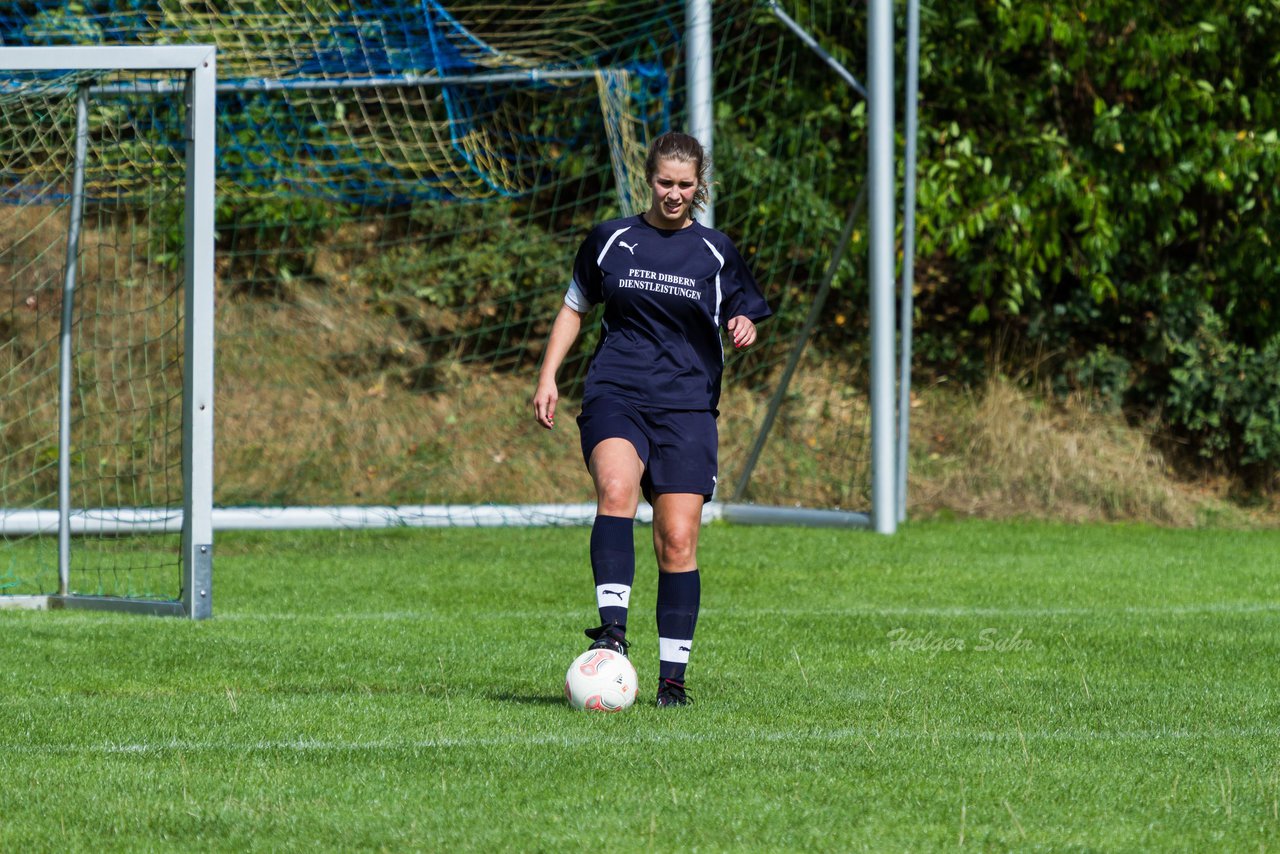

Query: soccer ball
left=564, top=648, right=638, bottom=712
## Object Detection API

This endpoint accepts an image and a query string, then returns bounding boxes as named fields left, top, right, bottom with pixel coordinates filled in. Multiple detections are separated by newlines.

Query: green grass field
left=2, top=519, right=1279, bottom=851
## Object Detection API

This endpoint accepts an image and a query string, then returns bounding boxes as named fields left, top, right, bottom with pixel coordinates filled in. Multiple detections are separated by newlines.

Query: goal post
left=0, top=46, right=216, bottom=618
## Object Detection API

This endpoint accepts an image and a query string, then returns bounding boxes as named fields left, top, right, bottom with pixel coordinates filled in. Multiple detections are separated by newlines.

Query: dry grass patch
left=909, top=378, right=1229, bottom=526
left=216, top=294, right=592, bottom=506
left=213, top=320, right=1247, bottom=526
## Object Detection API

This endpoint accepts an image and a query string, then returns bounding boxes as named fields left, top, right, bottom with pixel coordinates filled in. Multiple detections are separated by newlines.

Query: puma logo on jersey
left=618, top=240, right=638, bottom=254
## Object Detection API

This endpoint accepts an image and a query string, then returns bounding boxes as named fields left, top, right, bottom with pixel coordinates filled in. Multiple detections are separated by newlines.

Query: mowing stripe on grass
left=3, top=725, right=1276, bottom=756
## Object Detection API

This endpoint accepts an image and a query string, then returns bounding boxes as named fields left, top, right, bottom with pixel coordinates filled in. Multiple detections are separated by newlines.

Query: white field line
left=214, top=602, right=1280, bottom=623
left=2, top=726, right=1276, bottom=756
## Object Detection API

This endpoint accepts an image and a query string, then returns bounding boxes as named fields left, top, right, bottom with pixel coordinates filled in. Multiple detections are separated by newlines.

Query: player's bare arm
left=533, top=304, right=586, bottom=429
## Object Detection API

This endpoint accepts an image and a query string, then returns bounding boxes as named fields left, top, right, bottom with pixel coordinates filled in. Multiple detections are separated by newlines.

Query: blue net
left=1, top=1, right=678, bottom=203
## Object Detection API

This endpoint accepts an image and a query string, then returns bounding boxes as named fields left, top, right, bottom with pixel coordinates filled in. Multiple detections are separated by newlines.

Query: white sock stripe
left=658, top=637, right=692, bottom=664
left=595, top=584, right=631, bottom=610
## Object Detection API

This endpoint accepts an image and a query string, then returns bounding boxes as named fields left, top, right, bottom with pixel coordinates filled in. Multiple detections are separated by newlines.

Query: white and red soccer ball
left=564, top=648, right=638, bottom=712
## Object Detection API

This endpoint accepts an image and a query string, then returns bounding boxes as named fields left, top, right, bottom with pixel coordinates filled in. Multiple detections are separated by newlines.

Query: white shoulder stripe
left=597, top=226, right=632, bottom=265
left=701, top=237, right=725, bottom=267
left=702, top=237, right=726, bottom=334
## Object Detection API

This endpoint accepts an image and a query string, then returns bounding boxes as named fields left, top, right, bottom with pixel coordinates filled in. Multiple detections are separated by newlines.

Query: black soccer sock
left=590, top=515, right=635, bottom=632
left=656, top=569, right=700, bottom=682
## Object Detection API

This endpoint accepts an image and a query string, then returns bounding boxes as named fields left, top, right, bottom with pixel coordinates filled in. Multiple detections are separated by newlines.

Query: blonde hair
left=644, top=131, right=710, bottom=213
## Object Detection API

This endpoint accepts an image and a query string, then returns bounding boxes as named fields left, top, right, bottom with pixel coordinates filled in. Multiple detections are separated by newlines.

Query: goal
left=0, top=46, right=216, bottom=618
left=2, top=2, right=902, bottom=540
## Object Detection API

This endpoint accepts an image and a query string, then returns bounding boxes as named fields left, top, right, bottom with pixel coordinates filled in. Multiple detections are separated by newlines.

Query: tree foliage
left=899, top=0, right=1280, bottom=475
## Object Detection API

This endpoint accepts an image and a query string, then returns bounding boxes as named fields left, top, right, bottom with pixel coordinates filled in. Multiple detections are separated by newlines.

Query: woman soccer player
left=532, top=131, right=771, bottom=707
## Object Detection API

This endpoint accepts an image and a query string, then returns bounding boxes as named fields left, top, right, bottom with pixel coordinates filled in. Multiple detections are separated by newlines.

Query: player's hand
left=532, top=378, right=558, bottom=429
left=727, top=315, right=758, bottom=350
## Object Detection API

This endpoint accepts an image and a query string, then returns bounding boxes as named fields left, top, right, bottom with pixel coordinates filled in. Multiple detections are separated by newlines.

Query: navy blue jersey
left=566, top=214, right=771, bottom=411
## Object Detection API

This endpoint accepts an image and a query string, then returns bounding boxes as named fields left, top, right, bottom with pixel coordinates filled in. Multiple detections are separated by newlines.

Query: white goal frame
left=0, top=46, right=216, bottom=619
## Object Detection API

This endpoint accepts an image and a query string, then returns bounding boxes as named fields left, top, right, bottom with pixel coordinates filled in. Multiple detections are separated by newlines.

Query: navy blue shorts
left=577, top=397, right=718, bottom=504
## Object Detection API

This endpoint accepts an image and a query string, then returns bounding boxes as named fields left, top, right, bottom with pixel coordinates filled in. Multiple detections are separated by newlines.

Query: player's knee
left=655, top=526, right=697, bottom=569
left=594, top=471, right=639, bottom=514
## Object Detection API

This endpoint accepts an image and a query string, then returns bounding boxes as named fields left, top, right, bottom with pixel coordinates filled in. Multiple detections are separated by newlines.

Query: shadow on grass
left=489, top=691, right=566, bottom=706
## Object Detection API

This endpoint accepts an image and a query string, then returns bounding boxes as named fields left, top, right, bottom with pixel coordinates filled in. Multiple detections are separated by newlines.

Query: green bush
left=1164, top=307, right=1280, bottom=472
left=351, top=201, right=573, bottom=369
left=900, top=0, right=1280, bottom=477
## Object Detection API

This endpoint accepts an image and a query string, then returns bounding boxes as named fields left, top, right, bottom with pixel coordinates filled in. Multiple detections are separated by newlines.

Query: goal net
left=0, top=47, right=215, bottom=617
left=2, top=2, right=871, bottom=532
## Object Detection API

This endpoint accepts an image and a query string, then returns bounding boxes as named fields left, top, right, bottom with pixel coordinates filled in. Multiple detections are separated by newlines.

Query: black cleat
left=584, top=623, right=629, bottom=656
left=656, top=678, right=691, bottom=707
